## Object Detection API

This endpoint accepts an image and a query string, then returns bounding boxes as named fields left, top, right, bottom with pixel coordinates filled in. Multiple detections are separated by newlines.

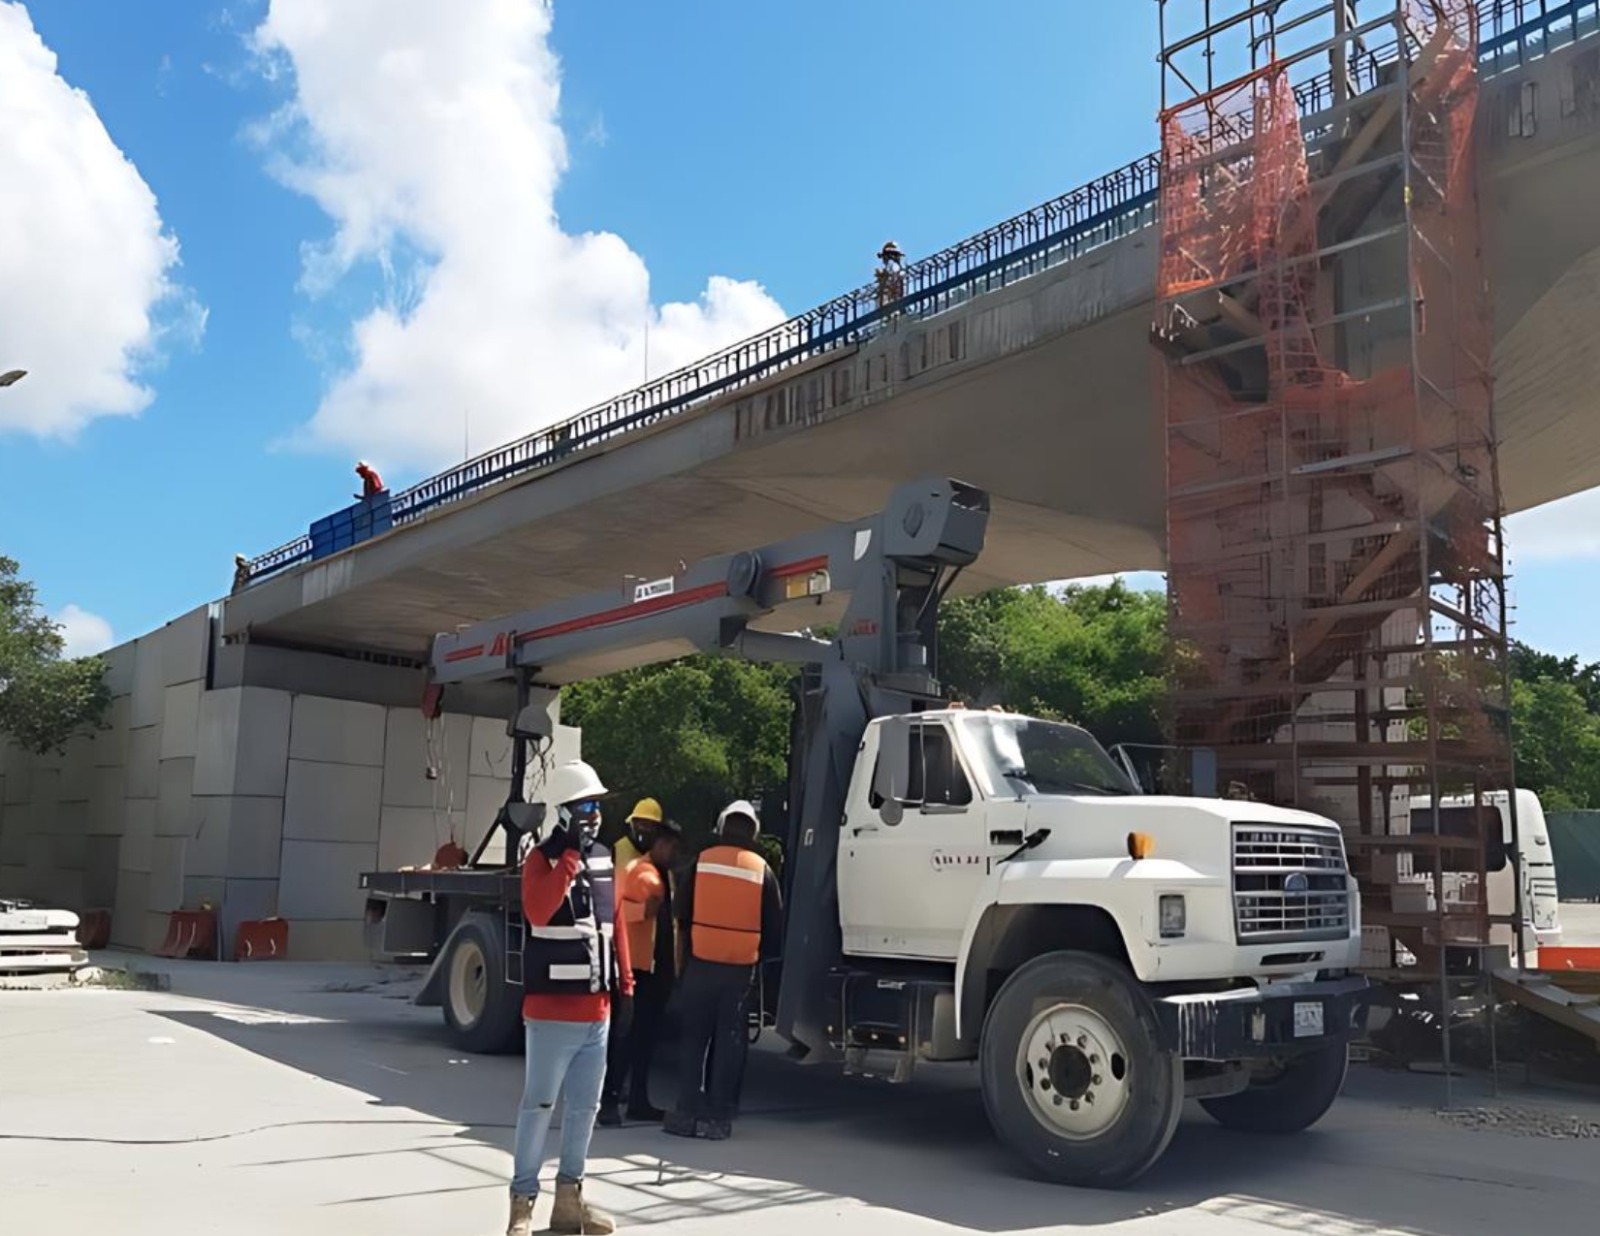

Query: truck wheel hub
left=448, top=938, right=488, bottom=1028
left=1017, top=1003, right=1130, bottom=1139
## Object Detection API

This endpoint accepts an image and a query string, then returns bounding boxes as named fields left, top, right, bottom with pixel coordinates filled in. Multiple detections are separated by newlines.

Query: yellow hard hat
left=627, top=797, right=663, bottom=825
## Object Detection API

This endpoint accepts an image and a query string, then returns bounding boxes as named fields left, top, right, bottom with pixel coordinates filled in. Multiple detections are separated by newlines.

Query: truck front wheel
left=441, top=914, right=523, bottom=1055
left=979, top=952, right=1183, bottom=1189
left=1200, top=1042, right=1347, bottom=1134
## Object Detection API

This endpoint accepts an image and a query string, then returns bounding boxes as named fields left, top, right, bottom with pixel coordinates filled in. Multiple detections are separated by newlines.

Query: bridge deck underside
left=229, top=55, right=1600, bottom=662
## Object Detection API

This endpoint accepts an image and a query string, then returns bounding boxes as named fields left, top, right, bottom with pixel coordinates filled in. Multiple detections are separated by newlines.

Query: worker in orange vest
left=612, top=797, right=663, bottom=874
left=663, top=799, right=782, bottom=1141
left=598, top=816, right=682, bottom=1127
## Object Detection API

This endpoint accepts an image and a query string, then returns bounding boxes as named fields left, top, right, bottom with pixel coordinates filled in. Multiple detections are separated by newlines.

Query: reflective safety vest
left=524, top=849, right=617, bottom=996
left=690, top=844, right=766, bottom=966
left=621, top=859, right=668, bottom=974
left=613, top=833, right=644, bottom=875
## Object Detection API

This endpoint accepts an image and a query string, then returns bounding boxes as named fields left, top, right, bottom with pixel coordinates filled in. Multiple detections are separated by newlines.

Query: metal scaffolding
left=1154, top=0, right=1524, bottom=1072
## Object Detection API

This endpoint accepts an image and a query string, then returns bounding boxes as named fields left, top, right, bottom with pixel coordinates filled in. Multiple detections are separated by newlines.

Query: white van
left=1410, top=789, right=1562, bottom=959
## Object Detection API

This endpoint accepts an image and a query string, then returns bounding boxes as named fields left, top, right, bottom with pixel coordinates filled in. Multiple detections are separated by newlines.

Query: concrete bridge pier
left=0, top=608, right=538, bottom=961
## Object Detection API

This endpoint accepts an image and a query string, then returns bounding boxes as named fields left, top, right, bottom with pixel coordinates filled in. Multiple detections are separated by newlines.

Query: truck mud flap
left=1154, top=975, right=1369, bottom=1060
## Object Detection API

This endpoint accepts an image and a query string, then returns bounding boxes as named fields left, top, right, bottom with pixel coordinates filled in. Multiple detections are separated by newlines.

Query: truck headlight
left=1159, top=894, right=1186, bottom=939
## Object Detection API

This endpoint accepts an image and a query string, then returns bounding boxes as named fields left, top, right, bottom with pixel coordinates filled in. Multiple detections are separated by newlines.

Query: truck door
left=838, top=718, right=987, bottom=961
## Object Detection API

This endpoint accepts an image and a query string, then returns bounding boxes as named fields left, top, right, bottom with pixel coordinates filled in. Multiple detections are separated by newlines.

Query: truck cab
left=841, top=709, right=1361, bottom=984
left=820, top=708, right=1365, bottom=1186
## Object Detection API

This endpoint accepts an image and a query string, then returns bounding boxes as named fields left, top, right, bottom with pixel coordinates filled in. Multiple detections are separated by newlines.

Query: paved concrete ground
left=3, top=957, right=1598, bottom=1236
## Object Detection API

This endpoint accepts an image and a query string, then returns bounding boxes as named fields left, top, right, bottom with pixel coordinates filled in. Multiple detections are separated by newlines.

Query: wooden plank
left=1493, top=969, right=1600, bottom=1047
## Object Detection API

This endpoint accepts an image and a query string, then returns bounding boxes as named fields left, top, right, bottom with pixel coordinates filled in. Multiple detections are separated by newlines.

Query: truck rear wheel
left=1200, top=1042, right=1347, bottom=1134
left=442, top=914, right=523, bottom=1055
left=980, top=951, right=1182, bottom=1189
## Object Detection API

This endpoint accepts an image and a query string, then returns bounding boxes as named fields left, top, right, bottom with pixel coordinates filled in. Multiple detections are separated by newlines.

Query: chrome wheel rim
left=1016, top=1002, right=1132, bottom=1139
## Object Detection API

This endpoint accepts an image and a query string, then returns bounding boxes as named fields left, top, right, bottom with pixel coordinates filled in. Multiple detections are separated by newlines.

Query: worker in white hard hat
left=507, top=759, right=628, bottom=1236
left=664, top=799, right=783, bottom=1142
left=354, top=459, right=385, bottom=501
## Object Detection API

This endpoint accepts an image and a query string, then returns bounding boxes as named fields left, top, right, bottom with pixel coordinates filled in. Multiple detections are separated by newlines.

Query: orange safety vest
left=690, top=844, right=766, bottom=966
left=613, top=834, right=645, bottom=874
left=621, top=858, right=667, bottom=974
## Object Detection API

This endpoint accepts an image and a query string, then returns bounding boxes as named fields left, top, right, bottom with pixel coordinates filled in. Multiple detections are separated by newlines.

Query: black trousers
left=673, top=959, right=753, bottom=1121
left=602, top=969, right=671, bottom=1109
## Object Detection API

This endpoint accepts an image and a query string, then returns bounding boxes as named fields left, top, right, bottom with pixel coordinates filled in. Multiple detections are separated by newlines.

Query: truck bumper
left=1153, top=974, right=1368, bottom=1060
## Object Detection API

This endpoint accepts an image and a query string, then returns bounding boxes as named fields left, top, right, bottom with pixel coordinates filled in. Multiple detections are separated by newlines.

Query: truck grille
left=1233, top=825, right=1351, bottom=943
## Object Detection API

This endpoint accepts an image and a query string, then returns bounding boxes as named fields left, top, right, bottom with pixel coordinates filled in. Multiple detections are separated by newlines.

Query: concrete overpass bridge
left=10, top=2, right=1600, bottom=960
left=227, top=3, right=1600, bottom=666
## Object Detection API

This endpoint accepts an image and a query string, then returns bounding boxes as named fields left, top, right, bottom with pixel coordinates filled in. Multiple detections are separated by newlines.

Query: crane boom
left=430, top=477, right=989, bottom=690
left=427, top=476, right=990, bottom=1056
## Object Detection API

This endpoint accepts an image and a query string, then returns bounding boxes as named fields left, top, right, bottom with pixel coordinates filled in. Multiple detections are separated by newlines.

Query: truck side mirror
left=502, top=801, right=545, bottom=839
left=873, top=717, right=911, bottom=825
left=510, top=702, right=553, bottom=740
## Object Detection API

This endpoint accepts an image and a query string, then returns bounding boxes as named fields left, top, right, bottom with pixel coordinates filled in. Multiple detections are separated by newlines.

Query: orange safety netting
left=1155, top=0, right=1510, bottom=891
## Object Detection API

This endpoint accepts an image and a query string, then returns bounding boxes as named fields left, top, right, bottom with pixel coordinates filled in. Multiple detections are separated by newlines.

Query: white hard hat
left=547, top=759, right=608, bottom=807
left=716, top=799, right=761, bottom=838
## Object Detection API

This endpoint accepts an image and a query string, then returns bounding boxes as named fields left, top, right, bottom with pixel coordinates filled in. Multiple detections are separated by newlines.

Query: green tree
left=0, top=557, right=109, bottom=754
left=939, top=581, right=1167, bottom=747
left=1508, top=643, right=1600, bottom=810
left=561, top=655, right=795, bottom=848
left=1510, top=642, right=1600, bottom=714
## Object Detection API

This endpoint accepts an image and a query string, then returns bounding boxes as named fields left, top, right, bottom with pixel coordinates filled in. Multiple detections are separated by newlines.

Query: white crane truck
left=360, top=477, right=1367, bottom=1187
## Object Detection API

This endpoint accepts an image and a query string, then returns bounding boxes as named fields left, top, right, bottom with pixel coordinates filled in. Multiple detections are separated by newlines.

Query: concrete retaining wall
left=0, top=609, right=546, bottom=962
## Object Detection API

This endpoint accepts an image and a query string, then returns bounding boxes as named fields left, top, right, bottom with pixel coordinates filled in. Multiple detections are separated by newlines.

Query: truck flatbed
left=360, top=868, right=519, bottom=901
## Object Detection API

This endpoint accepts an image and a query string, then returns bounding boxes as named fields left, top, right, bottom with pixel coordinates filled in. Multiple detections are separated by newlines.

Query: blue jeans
left=511, top=1018, right=609, bottom=1196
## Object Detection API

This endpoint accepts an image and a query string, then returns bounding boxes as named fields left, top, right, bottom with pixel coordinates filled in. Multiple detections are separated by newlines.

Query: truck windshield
left=978, top=718, right=1137, bottom=796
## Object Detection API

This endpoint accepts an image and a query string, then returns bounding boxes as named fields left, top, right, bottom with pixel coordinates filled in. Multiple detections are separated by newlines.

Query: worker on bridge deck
left=599, top=815, right=683, bottom=1127
left=665, top=799, right=783, bottom=1141
left=507, top=759, right=629, bottom=1236
left=354, top=459, right=385, bottom=501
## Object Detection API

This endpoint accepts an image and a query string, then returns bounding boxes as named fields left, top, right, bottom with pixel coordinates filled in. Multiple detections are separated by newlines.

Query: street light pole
left=0, top=369, right=26, bottom=387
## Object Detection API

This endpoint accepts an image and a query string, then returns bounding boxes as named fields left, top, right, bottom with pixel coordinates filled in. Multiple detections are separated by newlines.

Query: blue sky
left=2, top=0, right=1598, bottom=662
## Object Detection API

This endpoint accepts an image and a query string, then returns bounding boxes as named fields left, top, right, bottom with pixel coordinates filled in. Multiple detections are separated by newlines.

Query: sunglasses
left=571, top=800, right=601, bottom=815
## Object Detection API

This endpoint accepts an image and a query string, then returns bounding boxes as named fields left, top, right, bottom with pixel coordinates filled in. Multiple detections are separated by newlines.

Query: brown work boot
left=550, top=1179, right=615, bottom=1234
left=505, top=1190, right=536, bottom=1236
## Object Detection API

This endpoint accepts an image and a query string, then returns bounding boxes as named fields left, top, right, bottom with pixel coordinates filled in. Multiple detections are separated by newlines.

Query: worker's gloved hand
left=536, top=824, right=578, bottom=863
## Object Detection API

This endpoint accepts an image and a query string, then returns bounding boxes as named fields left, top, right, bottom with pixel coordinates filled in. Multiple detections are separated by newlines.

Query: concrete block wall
left=0, top=612, right=562, bottom=963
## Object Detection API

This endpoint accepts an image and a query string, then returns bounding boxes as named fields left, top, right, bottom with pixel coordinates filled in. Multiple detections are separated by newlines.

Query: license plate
left=1293, top=1001, right=1324, bottom=1038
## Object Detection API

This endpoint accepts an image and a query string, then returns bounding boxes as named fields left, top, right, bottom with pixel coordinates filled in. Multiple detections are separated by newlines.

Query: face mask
left=560, top=802, right=601, bottom=847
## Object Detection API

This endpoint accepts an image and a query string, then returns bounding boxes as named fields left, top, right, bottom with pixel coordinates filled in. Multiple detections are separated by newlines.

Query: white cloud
left=0, top=2, right=200, bottom=438
left=1506, top=489, right=1600, bottom=562
left=52, top=604, right=114, bottom=658
left=251, top=0, right=786, bottom=472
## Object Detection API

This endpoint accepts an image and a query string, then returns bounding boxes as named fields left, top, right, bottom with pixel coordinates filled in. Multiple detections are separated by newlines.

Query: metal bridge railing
left=242, top=0, right=1595, bottom=585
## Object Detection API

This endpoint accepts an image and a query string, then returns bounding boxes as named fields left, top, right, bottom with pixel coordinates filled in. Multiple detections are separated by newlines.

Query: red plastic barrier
left=233, top=918, right=289, bottom=961
left=153, top=908, right=218, bottom=959
left=76, top=909, right=112, bottom=950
